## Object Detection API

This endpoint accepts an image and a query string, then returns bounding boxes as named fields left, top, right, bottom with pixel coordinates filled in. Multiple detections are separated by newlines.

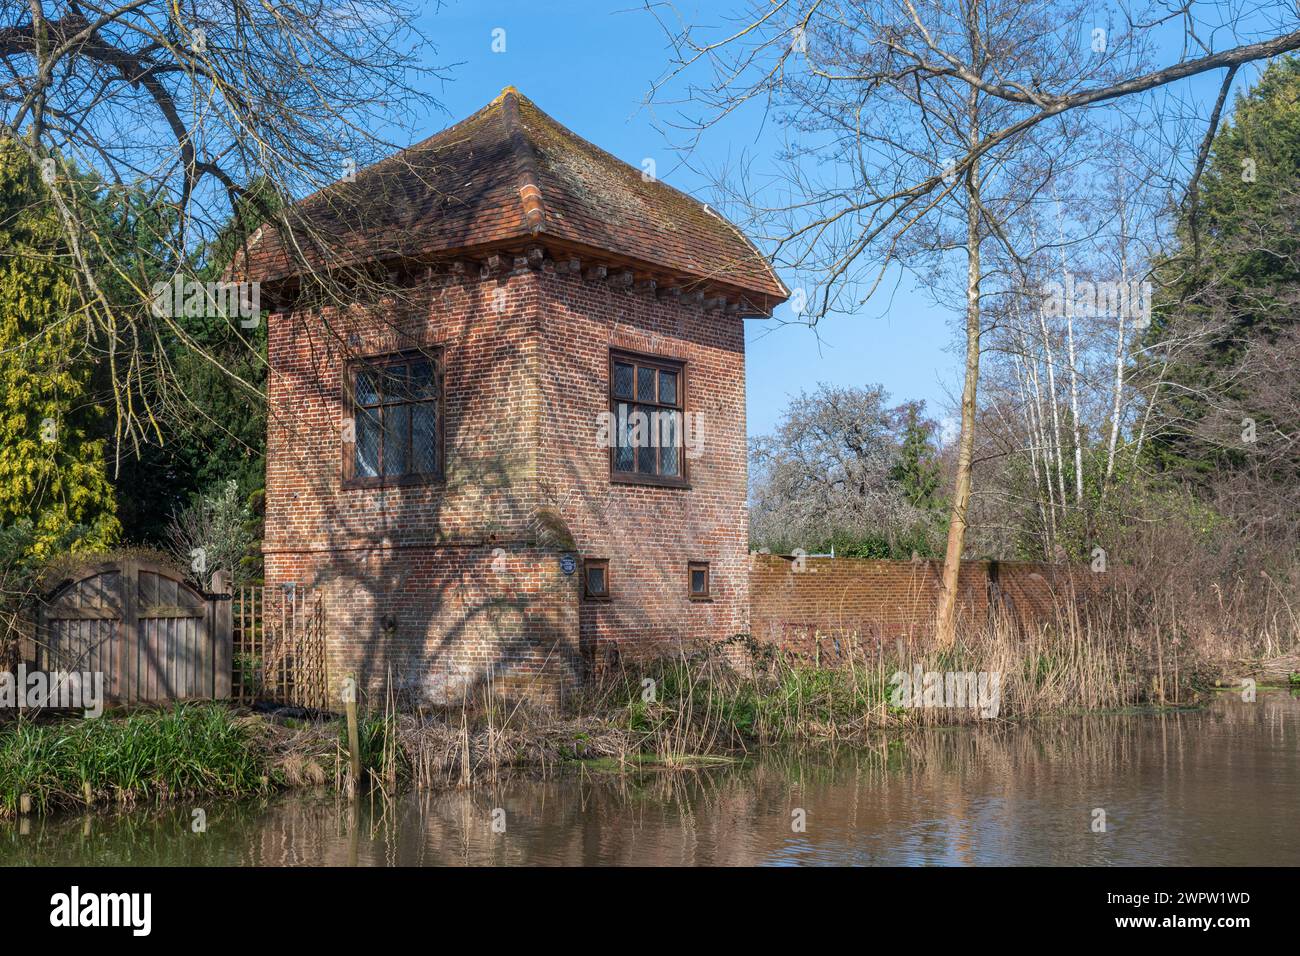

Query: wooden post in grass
left=344, top=675, right=361, bottom=788
left=19, top=794, right=31, bottom=815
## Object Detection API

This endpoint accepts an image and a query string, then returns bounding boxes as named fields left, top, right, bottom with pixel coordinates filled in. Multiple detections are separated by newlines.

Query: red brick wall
left=264, top=266, right=575, bottom=705
left=747, top=553, right=1083, bottom=661
left=263, top=256, right=749, bottom=704
left=535, top=262, right=750, bottom=671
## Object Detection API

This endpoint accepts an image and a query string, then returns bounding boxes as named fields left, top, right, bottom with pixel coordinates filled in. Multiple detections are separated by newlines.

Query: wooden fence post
left=345, top=675, right=362, bottom=786
left=122, top=559, right=138, bottom=705
left=211, top=570, right=233, bottom=699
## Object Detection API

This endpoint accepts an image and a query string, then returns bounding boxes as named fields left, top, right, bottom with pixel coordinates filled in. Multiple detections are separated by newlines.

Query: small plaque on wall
left=560, top=554, right=577, bottom=576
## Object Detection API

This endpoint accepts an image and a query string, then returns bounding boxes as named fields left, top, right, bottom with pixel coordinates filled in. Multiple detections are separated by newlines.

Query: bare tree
left=749, top=384, right=938, bottom=553
left=1, top=0, right=449, bottom=459
left=647, top=0, right=1300, bottom=644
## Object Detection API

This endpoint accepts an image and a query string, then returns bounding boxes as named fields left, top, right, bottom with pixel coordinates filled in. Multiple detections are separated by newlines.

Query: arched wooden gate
left=36, top=560, right=231, bottom=703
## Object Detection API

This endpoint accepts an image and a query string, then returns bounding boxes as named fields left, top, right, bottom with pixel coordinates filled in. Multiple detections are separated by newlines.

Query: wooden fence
left=232, top=586, right=329, bottom=711
left=32, top=561, right=329, bottom=710
left=35, top=560, right=232, bottom=703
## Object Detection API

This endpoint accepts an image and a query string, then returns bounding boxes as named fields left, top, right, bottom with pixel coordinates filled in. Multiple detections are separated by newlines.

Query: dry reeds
left=11, top=584, right=1290, bottom=817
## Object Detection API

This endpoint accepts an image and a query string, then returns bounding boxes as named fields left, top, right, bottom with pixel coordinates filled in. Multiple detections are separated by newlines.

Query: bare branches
left=646, top=0, right=1299, bottom=639
left=1, top=0, right=450, bottom=452
left=749, top=383, right=942, bottom=553
left=647, top=1, right=1297, bottom=322
left=1183, top=63, right=1240, bottom=265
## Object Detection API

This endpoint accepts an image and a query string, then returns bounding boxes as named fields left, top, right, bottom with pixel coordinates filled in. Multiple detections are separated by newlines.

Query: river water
left=3, top=691, right=1298, bottom=866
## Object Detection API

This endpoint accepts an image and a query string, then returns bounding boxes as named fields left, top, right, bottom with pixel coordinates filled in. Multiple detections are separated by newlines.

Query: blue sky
left=393, top=0, right=960, bottom=439
left=399, top=0, right=1266, bottom=440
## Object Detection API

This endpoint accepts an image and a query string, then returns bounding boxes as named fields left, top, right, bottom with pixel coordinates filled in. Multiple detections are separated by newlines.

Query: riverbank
left=0, top=706, right=269, bottom=817
left=5, top=690, right=1299, bottom=866
left=4, top=615, right=1294, bottom=817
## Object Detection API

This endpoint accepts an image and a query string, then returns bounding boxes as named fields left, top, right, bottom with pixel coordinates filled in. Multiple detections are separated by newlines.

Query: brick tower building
left=242, top=88, right=787, bottom=705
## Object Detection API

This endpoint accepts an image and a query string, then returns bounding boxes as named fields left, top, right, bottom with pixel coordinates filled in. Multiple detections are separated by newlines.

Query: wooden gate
left=36, top=560, right=232, bottom=703
left=232, top=586, right=328, bottom=711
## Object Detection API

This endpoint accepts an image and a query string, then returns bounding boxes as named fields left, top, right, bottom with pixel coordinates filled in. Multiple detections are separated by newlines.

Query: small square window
left=688, top=561, right=710, bottom=600
left=584, top=558, right=610, bottom=601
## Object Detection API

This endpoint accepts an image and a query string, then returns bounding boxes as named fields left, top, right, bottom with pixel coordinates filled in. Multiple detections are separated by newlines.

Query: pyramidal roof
left=241, top=88, right=787, bottom=309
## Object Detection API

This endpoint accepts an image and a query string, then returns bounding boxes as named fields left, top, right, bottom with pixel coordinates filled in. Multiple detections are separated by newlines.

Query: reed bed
left=4, top=585, right=1293, bottom=814
left=310, top=589, right=1285, bottom=792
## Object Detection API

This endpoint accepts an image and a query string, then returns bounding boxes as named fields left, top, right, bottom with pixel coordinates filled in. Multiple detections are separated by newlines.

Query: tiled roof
left=240, top=88, right=787, bottom=307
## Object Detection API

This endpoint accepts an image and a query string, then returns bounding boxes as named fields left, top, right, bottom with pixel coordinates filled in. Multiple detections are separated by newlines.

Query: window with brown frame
left=583, top=558, right=610, bottom=601
left=688, top=561, right=710, bottom=600
left=344, top=350, right=442, bottom=487
left=609, top=350, right=687, bottom=486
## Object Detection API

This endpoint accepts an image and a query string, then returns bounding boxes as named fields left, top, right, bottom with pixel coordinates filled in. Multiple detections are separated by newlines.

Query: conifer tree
left=0, top=138, right=118, bottom=557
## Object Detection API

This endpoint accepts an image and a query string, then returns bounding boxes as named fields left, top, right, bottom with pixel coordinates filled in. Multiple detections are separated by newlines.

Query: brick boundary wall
left=747, top=552, right=1090, bottom=662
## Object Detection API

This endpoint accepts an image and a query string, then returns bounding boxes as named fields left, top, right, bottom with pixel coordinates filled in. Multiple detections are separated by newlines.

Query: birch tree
left=648, top=0, right=1300, bottom=644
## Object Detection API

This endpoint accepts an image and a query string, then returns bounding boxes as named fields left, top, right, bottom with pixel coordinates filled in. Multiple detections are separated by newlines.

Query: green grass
left=0, top=704, right=269, bottom=817
left=343, top=710, right=408, bottom=779
left=600, top=656, right=910, bottom=746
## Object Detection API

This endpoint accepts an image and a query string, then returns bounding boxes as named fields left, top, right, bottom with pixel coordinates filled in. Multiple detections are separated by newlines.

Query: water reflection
left=3, top=692, right=1297, bottom=866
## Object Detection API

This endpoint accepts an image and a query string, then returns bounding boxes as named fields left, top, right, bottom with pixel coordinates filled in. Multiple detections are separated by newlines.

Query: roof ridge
left=243, top=88, right=788, bottom=306
left=276, top=98, right=503, bottom=216
left=512, top=94, right=786, bottom=297
left=499, top=88, right=547, bottom=235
